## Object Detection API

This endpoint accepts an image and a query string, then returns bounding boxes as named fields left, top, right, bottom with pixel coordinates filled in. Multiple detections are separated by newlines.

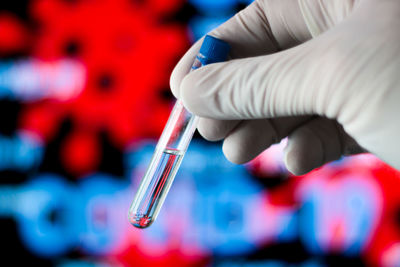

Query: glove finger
left=197, top=118, right=240, bottom=142
left=284, top=117, right=365, bottom=175
left=222, top=116, right=311, bottom=164
left=180, top=43, right=316, bottom=120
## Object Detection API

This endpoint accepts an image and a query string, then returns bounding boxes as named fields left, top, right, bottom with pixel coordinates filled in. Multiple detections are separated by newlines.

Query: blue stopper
left=199, top=35, right=231, bottom=64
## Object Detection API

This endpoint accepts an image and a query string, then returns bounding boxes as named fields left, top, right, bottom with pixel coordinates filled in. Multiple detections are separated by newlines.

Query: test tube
left=128, top=35, right=230, bottom=228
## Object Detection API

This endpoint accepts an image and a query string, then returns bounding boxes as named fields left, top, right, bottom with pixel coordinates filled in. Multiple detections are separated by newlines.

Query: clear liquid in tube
left=130, top=148, right=183, bottom=228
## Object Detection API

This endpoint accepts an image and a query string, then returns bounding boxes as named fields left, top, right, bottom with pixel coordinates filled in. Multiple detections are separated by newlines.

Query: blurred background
left=0, top=0, right=399, bottom=266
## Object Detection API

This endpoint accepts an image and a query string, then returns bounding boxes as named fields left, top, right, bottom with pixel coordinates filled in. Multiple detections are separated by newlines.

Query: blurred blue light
left=187, top=0, right=255, bottom=40
left=57, top=260, right=111, bottom=267
left=189, top=0, right=255, bottom=16
left=16, top=175, right=79, bottom=257
left=189, top=16, right=232, bottom=41
left=297, top=172, right=381, bottom=255
left=189, top=0, right=237, bottom=16
left=78, top=174, right=129, bottom=255
left=0, top=131, right=43, bottom=171
left=0, top=60, right=85, bottom=101
left=5, top=174, right=129, bottom=257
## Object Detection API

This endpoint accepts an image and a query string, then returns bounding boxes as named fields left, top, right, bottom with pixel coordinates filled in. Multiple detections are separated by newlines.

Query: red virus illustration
left=0, top=12, right=30, bottom=55
left=19, top=0, right=189, bottom=176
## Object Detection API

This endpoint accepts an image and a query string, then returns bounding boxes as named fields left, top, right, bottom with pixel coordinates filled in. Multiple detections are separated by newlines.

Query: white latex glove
left=170, top=0, right=400, bottom=175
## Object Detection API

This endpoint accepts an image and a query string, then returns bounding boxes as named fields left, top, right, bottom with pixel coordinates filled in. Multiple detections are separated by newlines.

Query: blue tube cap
left=199, top=35, right=231, bottom=64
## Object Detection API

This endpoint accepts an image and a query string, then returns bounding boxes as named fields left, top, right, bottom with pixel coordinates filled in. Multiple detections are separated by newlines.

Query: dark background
left=0, top=0, right=399, bottom=266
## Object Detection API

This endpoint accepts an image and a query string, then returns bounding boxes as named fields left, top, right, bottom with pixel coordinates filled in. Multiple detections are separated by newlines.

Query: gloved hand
left=170, top=0, right=400, bottom=175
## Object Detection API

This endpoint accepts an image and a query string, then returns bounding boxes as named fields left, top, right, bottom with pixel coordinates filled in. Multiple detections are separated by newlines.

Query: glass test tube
left=128, top=35, right=230, bottom=228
